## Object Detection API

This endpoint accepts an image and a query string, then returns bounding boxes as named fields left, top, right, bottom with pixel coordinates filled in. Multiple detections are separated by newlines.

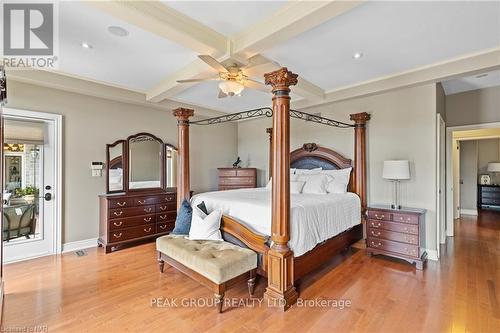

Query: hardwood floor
left=1, top=211, right=499, bottom=332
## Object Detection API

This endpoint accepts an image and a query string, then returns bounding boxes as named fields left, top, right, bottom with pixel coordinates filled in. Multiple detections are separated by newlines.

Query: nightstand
left=366, top=205, right=427, bottom=270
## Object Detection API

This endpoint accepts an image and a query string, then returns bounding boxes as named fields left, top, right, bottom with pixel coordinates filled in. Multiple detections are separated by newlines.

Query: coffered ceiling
left=9, top=1, right=500, bottom=114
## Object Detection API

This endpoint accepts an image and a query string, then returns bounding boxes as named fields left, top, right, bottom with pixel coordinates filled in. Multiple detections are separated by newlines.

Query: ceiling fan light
left=219, top=80, right=244, bottom=95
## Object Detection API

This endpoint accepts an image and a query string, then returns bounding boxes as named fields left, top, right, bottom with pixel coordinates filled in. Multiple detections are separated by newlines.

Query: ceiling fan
left=176, top=55, right=274, bottom=98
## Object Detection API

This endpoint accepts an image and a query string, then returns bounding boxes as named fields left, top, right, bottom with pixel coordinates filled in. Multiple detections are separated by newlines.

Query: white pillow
left=290, top=181, right=306, bottom=194
left=295, top=167, right=322, bottom=175
left=187, top=207, right=223, bottom=241
left=266, top=174, right=299, bottom=189
left=320, top=168, right=352, bottom=185
left=326, top=180, right=347, bottom=194
left=298, top=174, right=329, bottom=194
left=290, top=168, right=297, bottom=175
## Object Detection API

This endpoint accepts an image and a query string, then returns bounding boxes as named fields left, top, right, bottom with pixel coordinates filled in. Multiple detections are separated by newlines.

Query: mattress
left=191, top=188, right=361, bottom=257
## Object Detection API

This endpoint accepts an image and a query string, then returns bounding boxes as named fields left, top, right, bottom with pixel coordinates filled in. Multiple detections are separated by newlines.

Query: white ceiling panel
left=59, top=1, right=198, bottom=91
left=262, top=1, right=500, bottom=91
left=173, top=80, right=273, bottom=113
left=162, top=1, right=287, bottom=36
left=442, top=70, right=500, bottom=95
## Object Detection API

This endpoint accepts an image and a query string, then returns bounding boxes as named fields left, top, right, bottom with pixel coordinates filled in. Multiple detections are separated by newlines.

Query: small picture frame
left=480, top=174, right=491, bottom=185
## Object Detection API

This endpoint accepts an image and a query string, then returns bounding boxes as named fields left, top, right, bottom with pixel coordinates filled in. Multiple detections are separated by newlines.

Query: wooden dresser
left=218, top=168, right=257, bottom=191
left=99, top=191, right=176, bottom=253
left=366, top=205, right=427, bottom=270
left=478, top=184, right=500, bottom=210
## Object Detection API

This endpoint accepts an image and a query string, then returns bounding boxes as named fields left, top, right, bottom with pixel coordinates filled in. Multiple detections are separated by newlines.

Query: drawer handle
left=144, top=227, right=152, bottom=232
left=399, top=216, right=412, bottom=222
left=138, top=200, right=146, bottom=204
left=165, top=197, right=173, bottom=202
left=371, top=241, right=382, bottom=248
left=404, top=227, right=409, bottom=232
left=160, top=215, right=167, bottom=220
left=405, top=236, right=415, bottom=243
left=375, top=214, right=384, bottom=220
left=371, top=231, right=381, bottom=237
left=113, top=221, right=123, bottom=227
left=113, top=211, right=123, bottom=217
left=113, top=233, right=122, bottom=239
left=144, top=208, right=152, bottom=213
left=144, top=217, right=152, bottom=222
left=159, top=225, right=167, bottom=230
left=117, top=202, right=126, bottom=207
left=159, top=206, right=167, bottom=211
left=371, top=222, right=381, bottom=228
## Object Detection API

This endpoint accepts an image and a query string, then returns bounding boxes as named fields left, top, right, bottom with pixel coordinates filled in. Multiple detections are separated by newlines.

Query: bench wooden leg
left=248, top=269, right=256, bottom=297
left=215, top=293, right=224, bottom=313
left=157, top=252, right=165, bottom=273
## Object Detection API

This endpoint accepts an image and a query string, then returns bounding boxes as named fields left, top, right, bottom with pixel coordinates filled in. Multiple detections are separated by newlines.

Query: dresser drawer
left=367, top=238, right=419, bottom=258
left=157, top=212, right=177, bottom=223
left=133, top=197, right=157, bottom=206
left=367, top=219, right=418, bottom=235
left=109, top=214, right=156, bottom=231
left=109, top=223, right=155, bottom=243
left=157, top=203, right=176, bottom=213
left=367, top=228, right=418, bottom=245
left=236, top=169, right=256, bottom=177
left=367, top=210, right=392, bottom=221
left=109, top=205, right=155, bottom=219
left=219, top=177, right=255, bottom=185
left=108, top=198, right=132, bottom=209
left=482, top=186, right=500, bottom=193
left=392, top=212, right=419, bottom=224
left=158, top=194, right=176, bottom=204
left=157, top=221, right=175, bottom=233
left=218, top=169, right=237, bottom=177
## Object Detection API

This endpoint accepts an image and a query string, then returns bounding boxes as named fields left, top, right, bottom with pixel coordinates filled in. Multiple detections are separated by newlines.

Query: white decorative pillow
left=266, top=174, right=299, bottom=189
left=187, top=207, right=223, bottom=241
left=290, top=168, right=297, bottom=175
left=290, top=181, right=306, bottom=194
left=298, top=174, right=329, bottom=194
left=321, top=167, right=352, bottom=185
left=326, top=180, right=347, bottom=194
left=295, top=167, right=322, bottom=175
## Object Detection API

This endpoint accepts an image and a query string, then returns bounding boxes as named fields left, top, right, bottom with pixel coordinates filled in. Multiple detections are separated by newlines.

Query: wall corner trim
left=424, top=249, right=439, bottom=261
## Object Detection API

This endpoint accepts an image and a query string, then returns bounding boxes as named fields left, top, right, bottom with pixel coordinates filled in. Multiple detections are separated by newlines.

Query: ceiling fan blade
left=243, top=54, right=274, bottom=70
left=176, top=76, right=219, bottom=83
left=199, top=55, right=228, bottom=73
left=244, top=79, right=270, bottom=93
left=218, top=89, right=228, bottom=98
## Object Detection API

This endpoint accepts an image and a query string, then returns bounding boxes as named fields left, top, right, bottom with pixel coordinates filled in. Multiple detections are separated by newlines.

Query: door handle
left=44, top=193, right=52, bottom=201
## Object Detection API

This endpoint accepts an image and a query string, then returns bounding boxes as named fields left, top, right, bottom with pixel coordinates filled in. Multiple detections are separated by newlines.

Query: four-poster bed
left=172, top=67, right=370, bottom=310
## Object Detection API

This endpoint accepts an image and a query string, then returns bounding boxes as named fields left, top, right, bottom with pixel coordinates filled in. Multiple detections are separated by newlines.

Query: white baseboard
left=460, top=209, right=478, bottom=216
left=62, top=238, right=98, bottom=253
left=423, top=249, right=438, bottom=261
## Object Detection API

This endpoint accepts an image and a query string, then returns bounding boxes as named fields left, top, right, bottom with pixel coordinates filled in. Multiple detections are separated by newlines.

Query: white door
left=2, top=110, right=61, bottom=263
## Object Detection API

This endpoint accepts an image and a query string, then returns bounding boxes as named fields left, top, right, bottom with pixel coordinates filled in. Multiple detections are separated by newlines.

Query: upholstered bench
left=156, top=235, right=258, bottom=313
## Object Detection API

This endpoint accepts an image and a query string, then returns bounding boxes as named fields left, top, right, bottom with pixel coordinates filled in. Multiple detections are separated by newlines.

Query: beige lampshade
left=383, top=160, right=410, bottom=180
left=487, top=162, right=500, bottom=172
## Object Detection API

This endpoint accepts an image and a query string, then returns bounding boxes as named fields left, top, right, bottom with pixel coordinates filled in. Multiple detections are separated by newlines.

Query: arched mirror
left=105, top=133, right=177, bottom=193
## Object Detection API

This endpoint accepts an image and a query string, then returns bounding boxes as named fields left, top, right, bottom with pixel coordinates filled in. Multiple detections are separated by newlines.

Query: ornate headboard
left=290, top=143, right=354, bottom=191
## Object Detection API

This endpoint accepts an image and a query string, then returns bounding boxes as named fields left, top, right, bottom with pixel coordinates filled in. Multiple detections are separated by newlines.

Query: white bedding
left=191, top=188, right=361, bottom=257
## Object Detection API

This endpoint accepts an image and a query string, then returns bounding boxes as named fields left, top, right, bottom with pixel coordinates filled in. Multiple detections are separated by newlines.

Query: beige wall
left=7, top=81, right=238, bottom=243
left=446, top=86, right=500, bottom=127
left=239, top=84, right=439, bottom=251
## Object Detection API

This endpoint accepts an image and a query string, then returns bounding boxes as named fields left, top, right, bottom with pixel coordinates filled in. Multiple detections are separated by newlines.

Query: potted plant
left=14, top=186, right=39, bottom=204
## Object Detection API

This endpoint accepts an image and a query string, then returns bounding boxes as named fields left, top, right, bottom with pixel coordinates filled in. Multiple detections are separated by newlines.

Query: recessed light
left=475, top=73, right=488, bottom=79
left=353, top=52, right=363, bottom=59
left=81, top=42, right=92, bottom=49
left=108, top=26, right=129, bottom=37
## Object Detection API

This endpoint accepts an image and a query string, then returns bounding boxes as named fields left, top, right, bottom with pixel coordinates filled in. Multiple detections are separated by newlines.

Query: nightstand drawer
left=367, top=238, right=419, bottom=258
left=367, top=228, right=418, bottom=245
left=367, top=219, right=418, bottom=235
left=392, top=213, right=419, bottom=224
left=367, top=210, right=392, bottom=221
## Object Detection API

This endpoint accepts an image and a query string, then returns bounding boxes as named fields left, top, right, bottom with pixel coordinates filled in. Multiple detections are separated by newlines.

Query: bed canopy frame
left=172, top=67, right=370, bottom=310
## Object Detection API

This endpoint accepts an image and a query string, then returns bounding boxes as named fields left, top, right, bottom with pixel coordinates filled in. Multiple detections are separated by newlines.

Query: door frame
left=436, top=114, right=446, bottom=257
left=446, top=121, right=500, bottom=237
left=2, top=107, right=62, bottom=255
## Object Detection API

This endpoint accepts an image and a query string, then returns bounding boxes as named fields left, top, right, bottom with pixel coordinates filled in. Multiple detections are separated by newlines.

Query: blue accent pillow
left=171, top=199, right=192, bottom=235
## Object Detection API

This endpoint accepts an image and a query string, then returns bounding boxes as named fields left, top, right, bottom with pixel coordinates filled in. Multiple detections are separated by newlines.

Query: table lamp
left=383, top=160, right=410, bottom=210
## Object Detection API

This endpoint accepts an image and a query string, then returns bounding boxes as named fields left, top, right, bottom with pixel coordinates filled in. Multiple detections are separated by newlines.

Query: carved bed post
left=173, top=108, right=194, bottom=210
left=263, top=68, right=298, bottom=310
left=349, top=112, right=371, bottom=213
left=266, top=127, right=273, bottom=180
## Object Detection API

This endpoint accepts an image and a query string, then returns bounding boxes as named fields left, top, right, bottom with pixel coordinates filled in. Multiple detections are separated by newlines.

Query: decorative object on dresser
left=477, top=184, right=500, bottom=210
left=366, top=205, right=427, bottom=270
left=99, top=132, right=180, bottom=253
left=218, top=168, right=256, bottom=191
left=232, top=157, right=242, bottom=168
left=382, top=160, right=410, bottom=210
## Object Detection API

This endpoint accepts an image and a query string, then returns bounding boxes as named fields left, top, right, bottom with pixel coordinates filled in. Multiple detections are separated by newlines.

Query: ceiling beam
left=86, top=1, right=227, bottom=56
left=232, top=0, right=364, bottom=57
left=294, top=48, right=500, bottom=110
